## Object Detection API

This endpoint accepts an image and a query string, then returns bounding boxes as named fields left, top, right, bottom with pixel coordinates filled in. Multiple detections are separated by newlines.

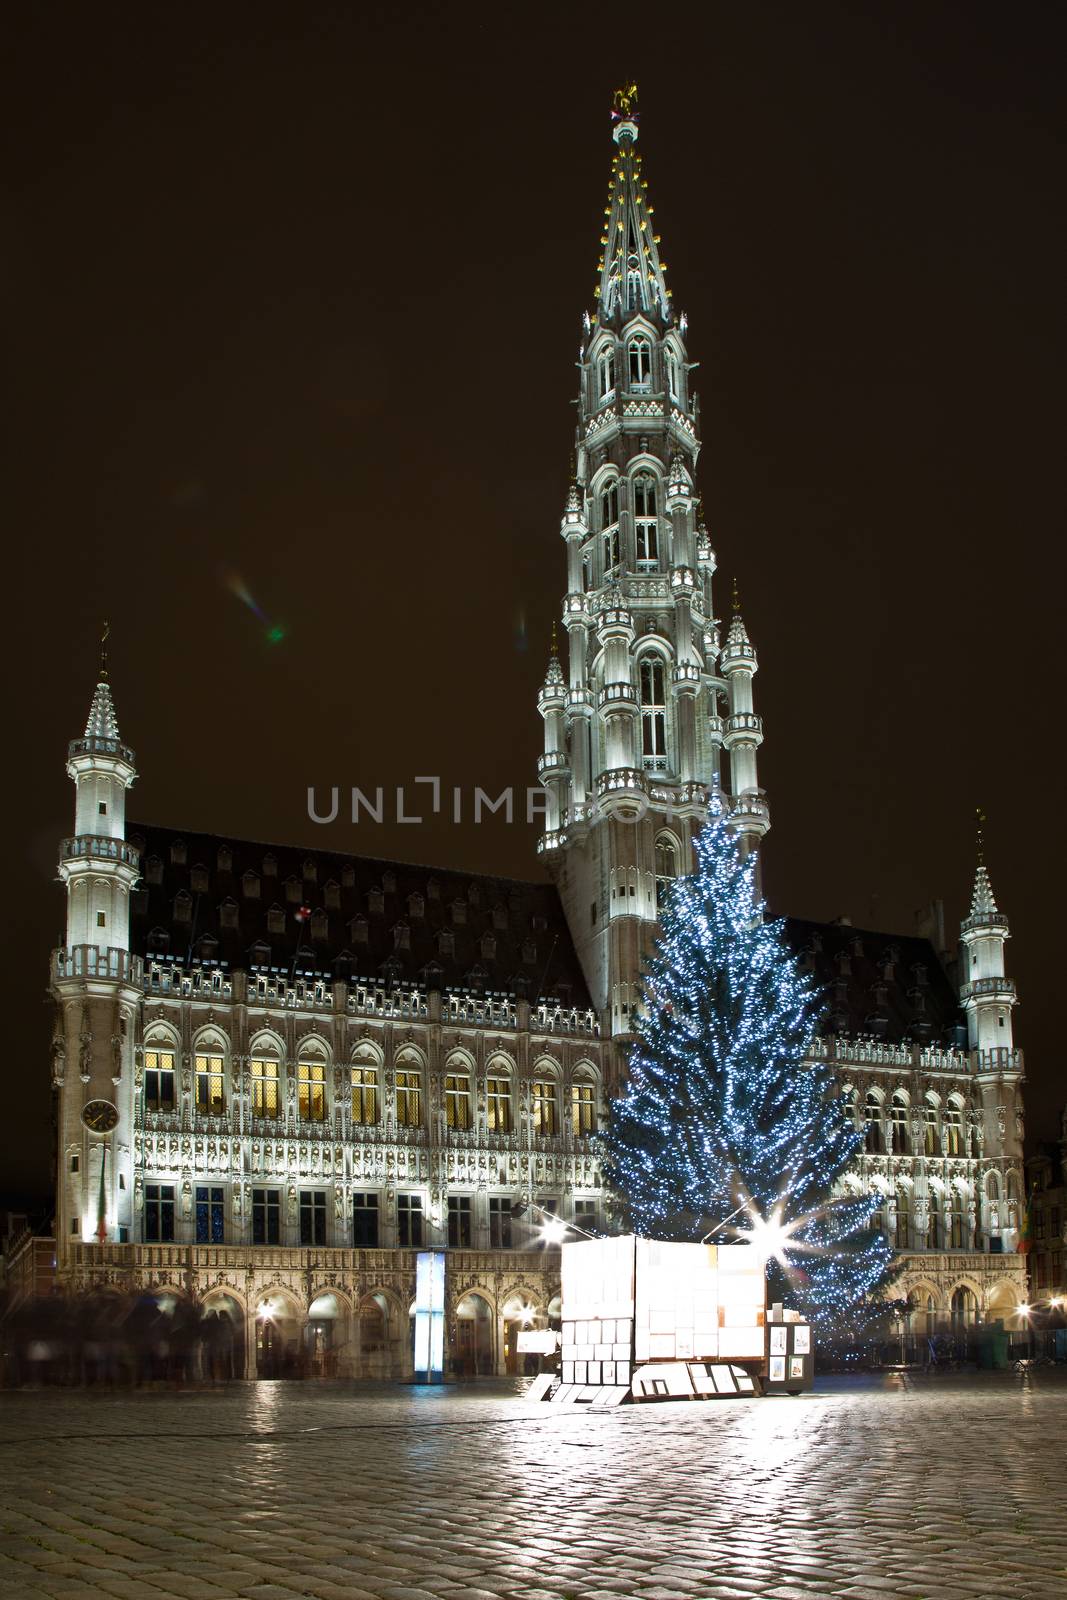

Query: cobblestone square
left=0, top=1372, right=1064, bottom=1600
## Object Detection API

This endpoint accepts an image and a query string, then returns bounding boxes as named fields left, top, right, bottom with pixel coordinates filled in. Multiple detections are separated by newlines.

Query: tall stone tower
left=960, top=849, right=1024, bottom=1168
left=51, top=647, right=141, bottom=1255
left=538, top=87, right=769, bottom=1038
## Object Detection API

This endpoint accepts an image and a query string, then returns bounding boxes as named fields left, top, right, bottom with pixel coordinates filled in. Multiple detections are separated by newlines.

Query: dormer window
left=262, top=853, right=277, bottom=878
left=191, top=864, right=209, bottom=893
left=217, top=847, right=232, bottom=873
left=145, top=856, right=163, bottom=886
left=324, top=880, right=340, bottom=910
left=341, top=863, right=355, bottom=889
left=480, top=932, right=496, bottom=960
left=267, top=904, right=285, bottom=934
left=596, top=345, right=615, bottom=401
left=407, top=892, right=425, bottom=920
left=285, top=876, right=301, bottom=904
left=170, top=839, right=187, bottom=866
left=302, top=858, right=317, bottom=884
left=451, top=900, right=467, bottom=926
left=382, top=869, right=397, bottom=895
left=351, top=914, right=369, bottom=945
left=633, top=474, right=659, bottom=570
left=242, top=871, right=260, bottom=900
left=367, top=888, right=384, bottom=915
left=311, top=909, right=328, bottom=941
left=219, top=899, right=239, bottom=930
left=174, top=890, right=192, bottom=923
left=628, top=335, right=652, bottom=392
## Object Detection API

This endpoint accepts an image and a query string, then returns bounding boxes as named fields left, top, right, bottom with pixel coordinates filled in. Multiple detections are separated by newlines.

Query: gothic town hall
left=50, top=92, right=1028, bottom=1379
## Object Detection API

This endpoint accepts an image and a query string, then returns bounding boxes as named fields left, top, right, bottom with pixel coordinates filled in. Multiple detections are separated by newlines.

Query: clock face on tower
left=81, top=1099, right=119, bottom=1133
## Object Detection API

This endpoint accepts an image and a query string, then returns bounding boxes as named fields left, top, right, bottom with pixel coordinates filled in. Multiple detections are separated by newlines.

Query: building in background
left=48, top=90, right=1027, bottom=1376
left=1025, top=1106, right=1067, bottom=1313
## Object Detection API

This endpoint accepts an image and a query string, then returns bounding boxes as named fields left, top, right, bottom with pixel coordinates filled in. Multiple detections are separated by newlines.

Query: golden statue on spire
left=100, top=619, right=110, bottom=681
left=612, top=82, right=639, bottom=118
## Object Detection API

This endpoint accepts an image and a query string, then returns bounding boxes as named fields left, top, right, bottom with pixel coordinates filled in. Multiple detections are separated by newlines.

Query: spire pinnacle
left=595, top=84, right=671, bottom=323
left=970, top=808, right=999, bottom=916
left=100, top=619, right=110, bottom=682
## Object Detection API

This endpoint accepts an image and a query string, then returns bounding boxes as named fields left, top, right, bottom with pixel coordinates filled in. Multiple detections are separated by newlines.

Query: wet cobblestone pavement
left=0, top=1371, right=1064, bottom=1600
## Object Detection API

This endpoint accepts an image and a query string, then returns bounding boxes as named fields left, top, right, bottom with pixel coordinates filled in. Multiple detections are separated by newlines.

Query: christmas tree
left=602, top=797, right=894, bottom=1330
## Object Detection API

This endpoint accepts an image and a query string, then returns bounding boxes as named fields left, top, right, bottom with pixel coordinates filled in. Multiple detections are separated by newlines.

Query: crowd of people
left=1, top=1290, right=240, bottom=1387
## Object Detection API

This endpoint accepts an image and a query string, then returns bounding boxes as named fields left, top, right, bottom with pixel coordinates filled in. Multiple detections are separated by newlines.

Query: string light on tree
left=602, top=794, right=895, bottom=1332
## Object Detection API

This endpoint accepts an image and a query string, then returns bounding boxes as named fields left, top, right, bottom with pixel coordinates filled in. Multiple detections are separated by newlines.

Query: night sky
left=6, top=1, right=1064, bottom=1204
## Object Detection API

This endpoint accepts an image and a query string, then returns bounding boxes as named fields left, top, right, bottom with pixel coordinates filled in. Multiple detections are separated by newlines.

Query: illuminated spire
left=596, top=84, right=672, bottom=322
left=970, top=811, right=999, bottom=916
left=85, top=680, right=120, bottom=742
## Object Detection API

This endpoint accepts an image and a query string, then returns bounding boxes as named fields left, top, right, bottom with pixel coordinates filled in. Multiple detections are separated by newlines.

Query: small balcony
left=52, top=946, right=143, bottom=985
left=61, top=835, right=141, bottom=869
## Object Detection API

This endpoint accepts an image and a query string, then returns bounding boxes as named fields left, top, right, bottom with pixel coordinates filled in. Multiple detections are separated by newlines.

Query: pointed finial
left=732, top=577, right=741, bottom=616
left=550, top=620, right=559, bottom=657
left=976, top=806, right=986, bottom=867
left=100, top=619, right=110, bottom=681
left=612, top=82, right=639, bottom=119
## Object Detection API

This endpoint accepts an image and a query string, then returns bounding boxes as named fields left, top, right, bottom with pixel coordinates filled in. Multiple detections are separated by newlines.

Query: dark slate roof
left=782, top=917, right=965, bottom=1047
left=126, top=824, right=591, bottom=1007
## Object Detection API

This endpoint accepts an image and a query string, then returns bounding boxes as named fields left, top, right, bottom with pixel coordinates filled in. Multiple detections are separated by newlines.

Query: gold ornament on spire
left=976, top=806, right=986, bottom=866
left=100, top=619, right=110, bottom=681
left=612, top=82, right=639, bottom=118
left=732, top=577, right=741, bottom=616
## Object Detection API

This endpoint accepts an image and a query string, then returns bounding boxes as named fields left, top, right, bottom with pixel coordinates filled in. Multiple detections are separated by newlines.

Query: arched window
left=445, top=1067, right=471, bottom=1130
left=395, top=1058, right=422, bottom=1127
left=627, top=268, right=642, bottom=311
left=655, top=835, right=678, bottom=909
left=486, top=1066, right=512, bottom=1133
left=944, top=1102, right=963, bottom=1157
left=195, top=1047, right=225, bottom=1116
left=530, top=1076, right=557, bottom=1136
left=601, top=480, right=620, bottom=576
left=889, top=1093, right=909, bottom=1154
left=894, top=1189, right=910, bottom=1249
left=144, top=1039, right=176, bottom=1114
left=949, top=1198, right=966, bottom=1249
left=950, top=1286, right=977, bottom=1330
left=628, top=335, right=651, bottom=391
left=298, top=1053, right=327, bottom=1123
left=572, top=1078, right=596, bottom=1136
left=351, top=1052, right=379, bottom=1126
left=633, top=474, right=659, bottom=569
left=864, top=1093, right=883, bottom=1153
left=927, top=1191, right=941, bottom=1249
left=596, top=345, right=615, bottom=401
left=639, top=656, right=668, bottom=771
left=924, top=1097, right=939, bottom=1156
left=249, top=1056, right=279, bottom=1120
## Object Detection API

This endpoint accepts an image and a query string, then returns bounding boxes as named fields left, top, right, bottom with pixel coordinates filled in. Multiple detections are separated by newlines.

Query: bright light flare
left=1019, top=1302, right=1032, bottom=1317
left=540, top=1216, right=569, bottom=1246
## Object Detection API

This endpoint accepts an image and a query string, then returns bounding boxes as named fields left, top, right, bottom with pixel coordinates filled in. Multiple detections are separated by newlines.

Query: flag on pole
left=1017, top=1189, right=1033, bottom=1255
left=95, top=1144, right=108, bottom=1243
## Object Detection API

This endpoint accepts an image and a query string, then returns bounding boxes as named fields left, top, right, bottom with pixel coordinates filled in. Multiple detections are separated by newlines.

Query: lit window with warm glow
left=144, top=1048, right=176, bottom=1113
left=299, top=1059, right=326, bottom=1123
left=531, top=1080, right=557, bottom=1136
left=250, top=1058, right=279, bottom=1120
left=195, top=1053, right=225, bottom=1116
left=572, top=1082, right=596, bottom=1136
left=351, top=1063, right=378, bottom=1126
left=486, top=1075, right=512, bottom=1134
left=396, top=1070, right=422, bottom=1128
left=445, top=1073, right=471, bottom=1130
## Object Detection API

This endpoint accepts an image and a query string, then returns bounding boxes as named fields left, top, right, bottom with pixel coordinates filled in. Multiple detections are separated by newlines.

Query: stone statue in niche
left=181, top=1179, right=192, bottom=1218
left=111, top=1034, right=123, bottom=1083
left=52, top=1037, right=66, bottom=1087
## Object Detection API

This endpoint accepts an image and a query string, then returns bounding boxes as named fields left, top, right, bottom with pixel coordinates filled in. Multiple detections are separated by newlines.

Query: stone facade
left=46, top=95, right=1027, bottom=1369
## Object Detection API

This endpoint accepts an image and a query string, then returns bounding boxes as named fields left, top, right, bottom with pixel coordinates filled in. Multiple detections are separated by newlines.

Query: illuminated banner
left=414, top=1250, right=446, bottom=1382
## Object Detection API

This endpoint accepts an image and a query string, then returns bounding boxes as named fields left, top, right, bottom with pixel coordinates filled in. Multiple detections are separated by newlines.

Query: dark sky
left=5, top=0, right=1064, bottom=1203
